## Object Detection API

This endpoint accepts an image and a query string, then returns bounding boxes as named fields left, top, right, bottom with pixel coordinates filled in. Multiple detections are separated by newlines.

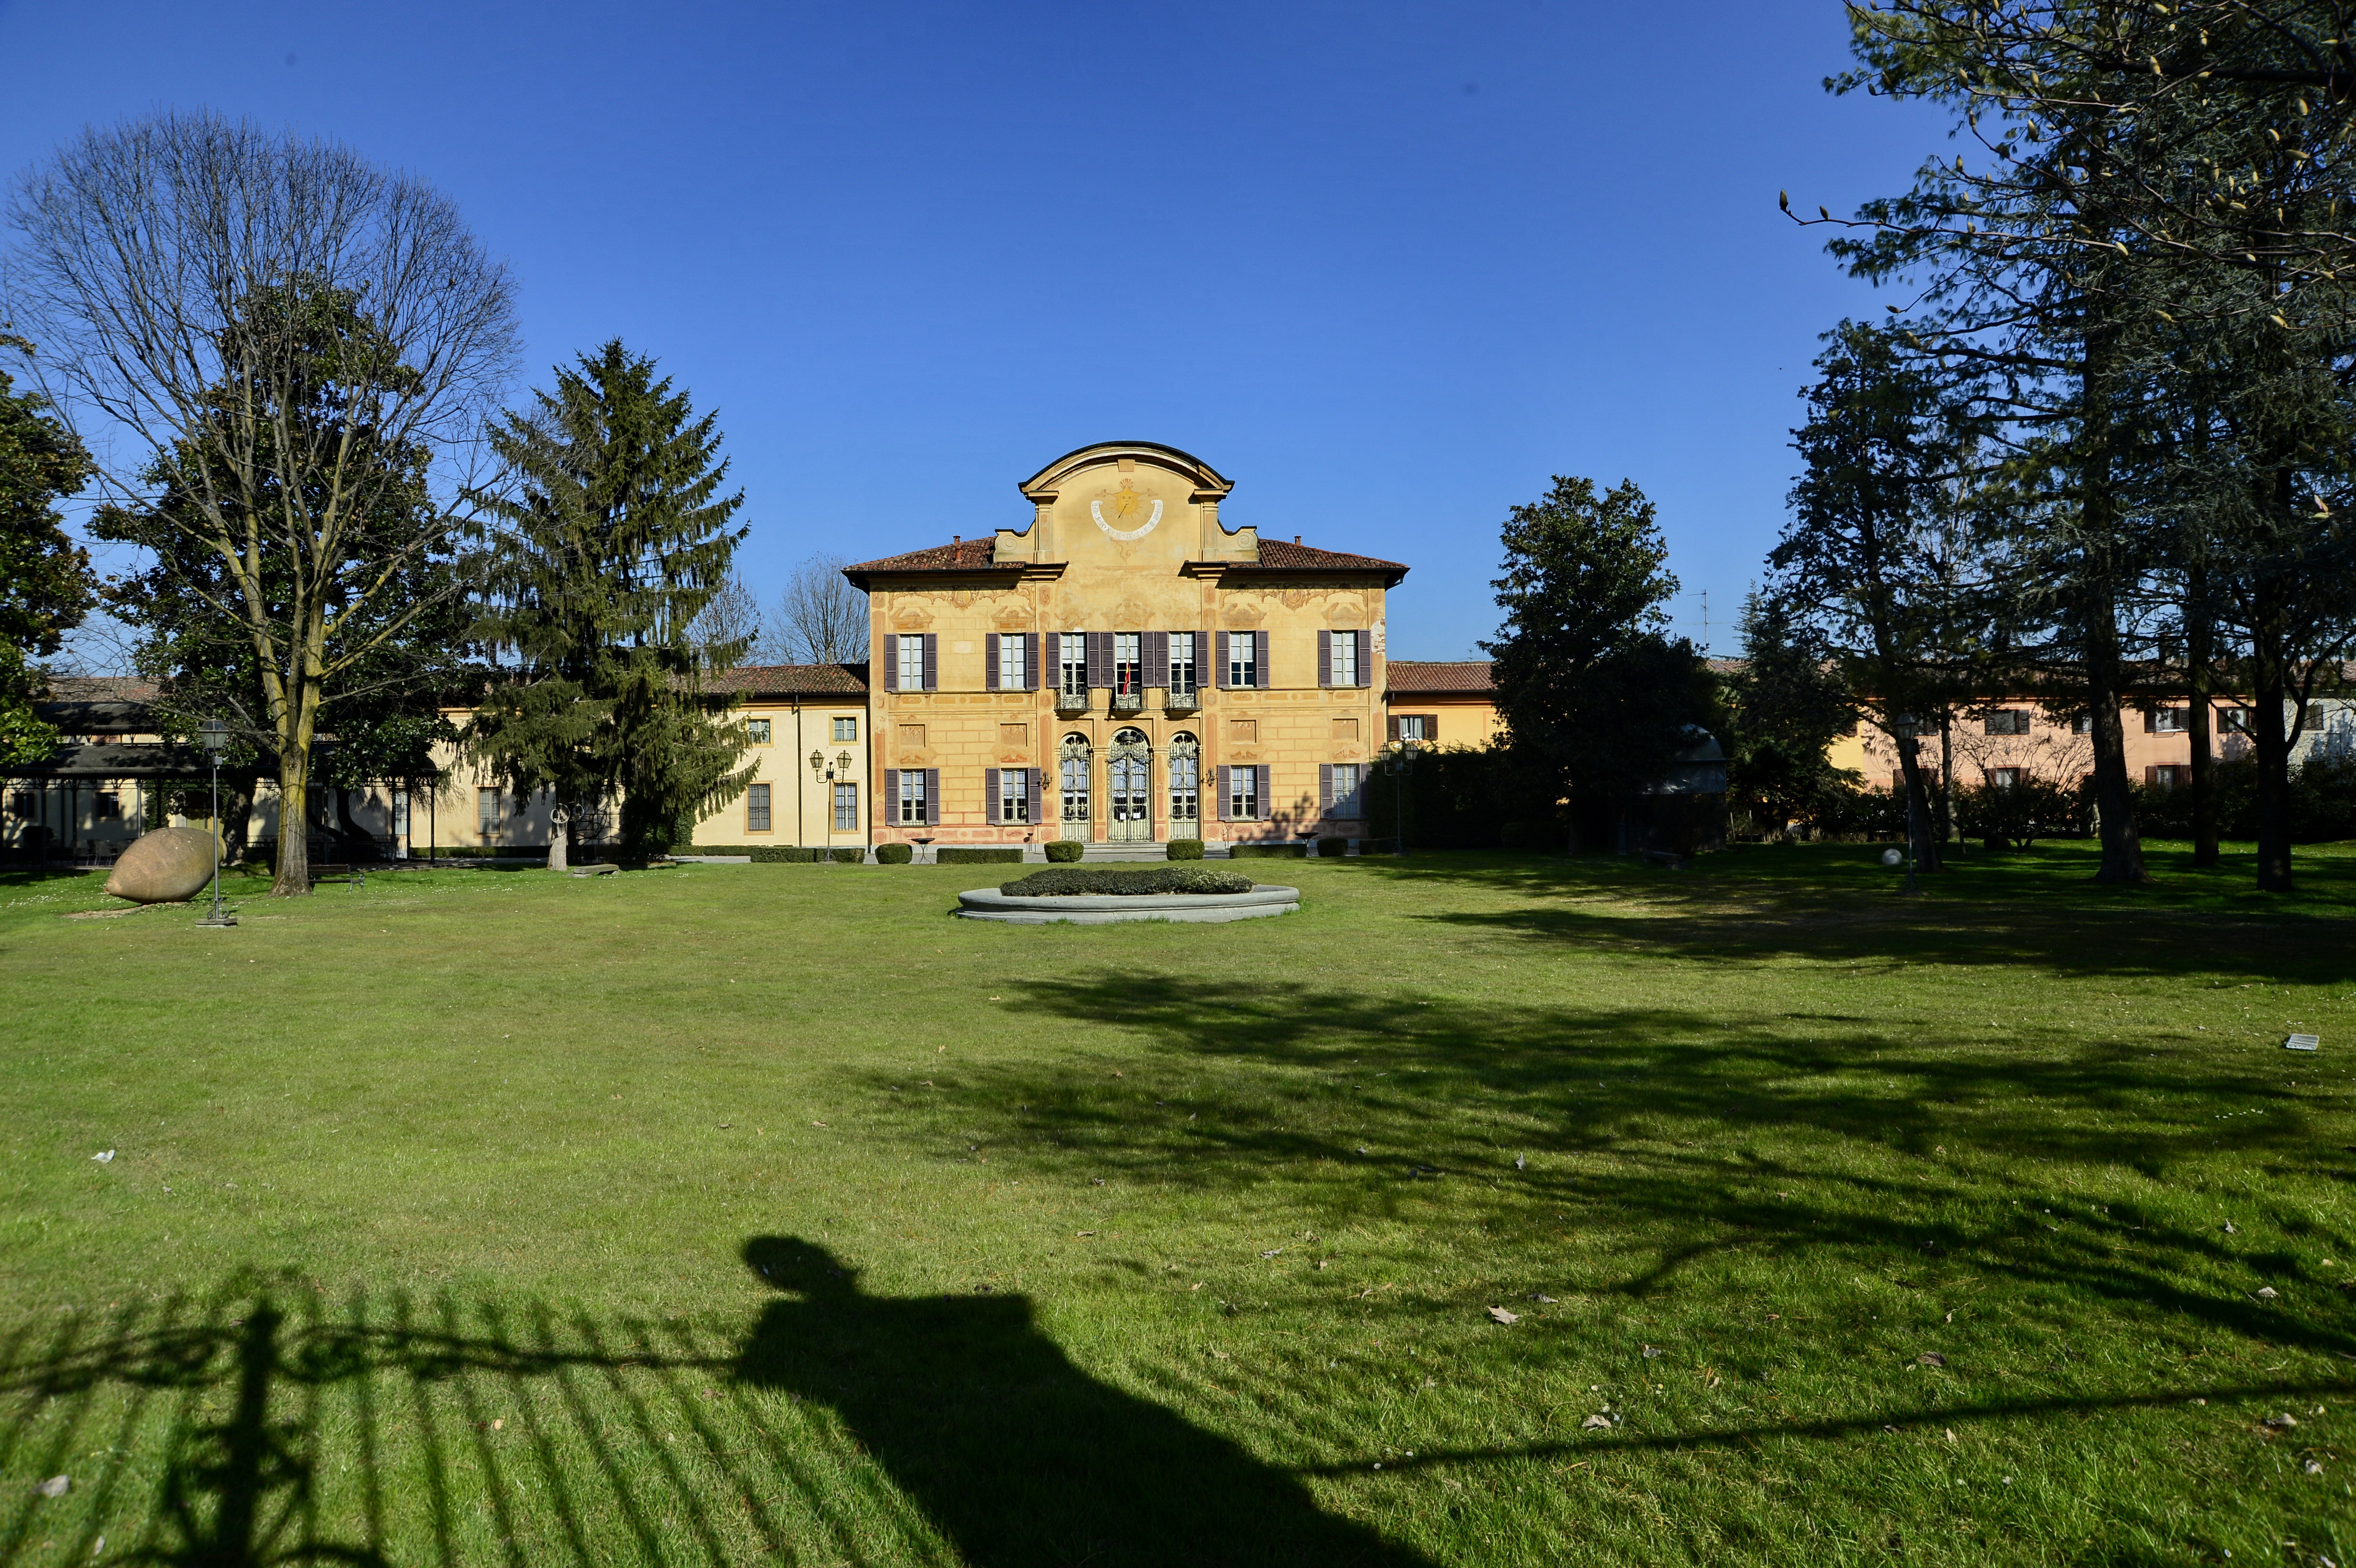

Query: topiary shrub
left=1315, top=837, right=1348, bottom=857
left=875, top=842, right=914, bottom=864
left=938, top=847, right=1024, bottom=865
left=1044, top=840, right=1087, bottom=863
left=1165, top=838, right=1205, bottom=860
left=1230, top=841, right=1307, bottom=859
left=828, top=847, right=865, bottom=864
left=1000, top=864, right=1254, bottom=896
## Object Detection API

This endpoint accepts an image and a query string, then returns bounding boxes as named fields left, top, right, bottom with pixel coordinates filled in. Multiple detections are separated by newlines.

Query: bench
left=311, top=862, right=368, bottom=889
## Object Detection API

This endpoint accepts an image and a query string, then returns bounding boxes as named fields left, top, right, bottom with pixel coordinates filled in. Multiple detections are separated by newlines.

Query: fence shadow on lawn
left=0, top=1260, right=1434, bottom=1568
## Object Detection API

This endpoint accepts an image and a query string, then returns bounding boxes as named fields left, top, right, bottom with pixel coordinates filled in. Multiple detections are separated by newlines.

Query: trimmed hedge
left=1315, top=836, right=1348, bottom=857
left=1230, top=841, right=1308, bottom=859
left=875, top=842, right=914, bottom=864
left=938, top=847, right=1024, bottom=865
left=1000, top=864, right=1254, bottom=897
left=1165, top=838, right=1205, bottom=860
left=1044, top=840, right=1087, bottom=863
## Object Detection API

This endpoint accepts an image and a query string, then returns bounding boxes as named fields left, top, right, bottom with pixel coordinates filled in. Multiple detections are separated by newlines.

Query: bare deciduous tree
left=775, top=553, right=866, bottom=665
left=5, top=109, right=516, bottom=893
left=693, top=572, right=769, bottom=666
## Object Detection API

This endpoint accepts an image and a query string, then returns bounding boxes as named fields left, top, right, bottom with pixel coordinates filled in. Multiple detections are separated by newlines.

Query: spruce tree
left=468, top=341, right=755, bottom=867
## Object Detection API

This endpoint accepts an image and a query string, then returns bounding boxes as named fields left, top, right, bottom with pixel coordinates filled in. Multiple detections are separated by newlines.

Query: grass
left=0, top=840, right=2352, bottom=1566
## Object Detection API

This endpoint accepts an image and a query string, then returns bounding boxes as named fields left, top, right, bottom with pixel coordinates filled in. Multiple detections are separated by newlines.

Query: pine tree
left=468, top=341, right=755, bottom=867
left=0, top=338, right=95, bottom=766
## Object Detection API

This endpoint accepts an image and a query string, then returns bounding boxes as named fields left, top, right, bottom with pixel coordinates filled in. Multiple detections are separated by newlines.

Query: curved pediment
left=1017, top=441, right=1233, bottom=504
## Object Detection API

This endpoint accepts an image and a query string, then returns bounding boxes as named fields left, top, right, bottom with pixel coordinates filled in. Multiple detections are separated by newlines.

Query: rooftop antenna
left=1701, top=589, right=1709, bottom=655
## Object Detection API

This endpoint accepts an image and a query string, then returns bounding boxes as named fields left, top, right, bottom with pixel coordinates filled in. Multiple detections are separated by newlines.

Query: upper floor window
left=746, top=717, right=773, bottom=744
left=1114, top=632, right=1143, bottom=696
left=896, top=637, right=926, bottom=690
left=1228, top=635, right=1258, bottom=689
left=1169, top=632, right=1197, bottom=696
left=2147, top=707, right=2189, bottom=734
left=1982, top=710, right=2029, bottom=736
left=1059, top=633, right=1089, bottom=700
left=833, top=716, right=858, bottom=742
left=1331, top=633, right=1358, bottom=686
left=999, top=634, right=1027, bottom=690
left=1397, top=714, right=1432, bottom=742
left=2220, top=706, right=2252, bottom=734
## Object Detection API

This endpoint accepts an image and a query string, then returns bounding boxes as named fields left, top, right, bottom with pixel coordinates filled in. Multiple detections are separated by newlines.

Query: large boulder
left=104, top=827, right=218, bottom=904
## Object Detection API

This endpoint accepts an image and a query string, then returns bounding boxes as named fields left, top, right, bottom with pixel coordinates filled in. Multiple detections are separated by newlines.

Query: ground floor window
left=897, top=772, right=927, bottom=825
left=1986, top=767, right=2021, bottom=789
left=746, top=783, right=772, bottom=832
left=833, top=782, right=858, bottom=830
left=2146, top=764, right=2192, bottom=790
left=1001, top=770, right=1030, bottom=824
left=477, top=787, right=500, bottom=834
left=392, top=790, right=409, bottom=837
left=1329, top=762, right=1363, bottom=817
left=1230, top=768, right=1258, bottom=820
left=1060, top=735, right=1091, bottom=823
left=1169, top=742, right=1199, bottom=823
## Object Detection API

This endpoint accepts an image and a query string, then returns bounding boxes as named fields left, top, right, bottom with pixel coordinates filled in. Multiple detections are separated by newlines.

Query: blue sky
left=0, top=1, right=1949, bottom=664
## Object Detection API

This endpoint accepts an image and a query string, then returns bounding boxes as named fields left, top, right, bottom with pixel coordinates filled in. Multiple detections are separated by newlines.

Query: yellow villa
left=842, top=440, right=1408, bottom=850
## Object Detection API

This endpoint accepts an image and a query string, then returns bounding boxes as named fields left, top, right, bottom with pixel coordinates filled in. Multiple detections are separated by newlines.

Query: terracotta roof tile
left=41, top=675, right=161, bottom=703
left=708, top=662, right=870, bottom=697
left=1386, top=660, right=1494, bottom=695
left=1251, top=538, right=1410, bottom=577
left=843, top=539, right=1008, bottom=576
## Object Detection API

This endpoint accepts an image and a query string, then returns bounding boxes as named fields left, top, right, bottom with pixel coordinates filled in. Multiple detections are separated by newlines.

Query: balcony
left=1055, top=686, right=1091, bottom=714
left=1111, top=689, right=1145, bottom=714
left=1163, top=687, right=1200, bottom=714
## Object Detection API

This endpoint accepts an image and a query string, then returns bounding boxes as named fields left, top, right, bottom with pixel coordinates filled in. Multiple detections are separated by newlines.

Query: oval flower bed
left=953, top=863, right=1300, bottom=924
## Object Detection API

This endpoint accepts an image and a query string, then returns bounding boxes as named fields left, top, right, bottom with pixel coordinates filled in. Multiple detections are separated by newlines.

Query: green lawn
left=1, top=842, right=2352, bottom=1566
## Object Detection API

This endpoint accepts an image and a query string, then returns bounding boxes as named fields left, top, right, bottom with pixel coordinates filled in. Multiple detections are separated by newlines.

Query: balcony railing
left=1055, top=686, right=1091, bottom=712
left=1111, top=689, right=1144, bottom=712
left=1163, top=686, right=1200, bottom=713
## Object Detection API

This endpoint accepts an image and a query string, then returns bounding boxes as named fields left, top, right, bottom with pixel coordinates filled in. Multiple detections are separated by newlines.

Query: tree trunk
left=2083, top=622, right=2148, bottom=885
left=2185, top=566, right=2219, bottom=868
left=1896, top=733, right=1939, bottom=879
left=2078, top=305, right=2149, bottom=885
left=1935, top=714, right=1956, bottom=851
left=2251, top=579, right=2296, bottom=893
left=547, top=802, right=570, bottom=871
left=273, top=744, right=312, bottom=895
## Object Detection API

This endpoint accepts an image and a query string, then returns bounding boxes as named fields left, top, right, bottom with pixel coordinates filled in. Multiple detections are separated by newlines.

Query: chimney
left=953, top=534, right=961, bottom=544
left=1294, top=534, right=1302, bottom=545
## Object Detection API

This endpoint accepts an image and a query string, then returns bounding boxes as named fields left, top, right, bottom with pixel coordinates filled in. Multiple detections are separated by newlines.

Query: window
left=897, top=771, right=927, bottom=825
left=897, top=636, right=927, bottom=690
left=1230, top=766, right=1259, bottom=820
left=2148, top=707, right=2189, bottom=734
left=1228, top=633, right=1258, bottom=689
left=1059, top=633, right=1089, bottom=701
left=1331, top=632, right=1358, bottom=686
left=1986, top=767, right=2022, bottom=789
left=2303, top=704, right=2327, bottom=732
left=1329, top=762, right=1364, bottom=817
left=2072, top=714, right=2095, bottom=735
left=1169, top=632, right=1197, bottom=696
left=392, top=790, right=409, bottom=837
left=1983, top=710, right=2029, bottom=736
left=1060, top=734, right=1091, bottom=823
left=746, top=783, right=772, bottom=832
left=833, top=783, right=858, bottom=831
left=999, top=634, right=1027, bottom=691
left=1114, top=632, right=1143, bottom=697
left=2146, top=764, right=2192, bottom=790
left=476, top=788, right=501, bottom=834
left=833, top=717, right=858, bottom=742
left=746, top=718, right=773, bottom=744
left=1169, top=733, right=1199, bottom=822
left=2220, top=706, right=2253, bottom=734
left=999, top=768, right=1031, bottom=824
left=1893, top=714, right=1931, bottom=738
left=1396, top=714, right=1433, bottom=742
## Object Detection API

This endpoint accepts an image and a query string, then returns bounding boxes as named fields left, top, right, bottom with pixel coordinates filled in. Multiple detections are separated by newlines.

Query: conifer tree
left=467, top=341, right=755, bottom=867
left=0, top=337, right=94, bottom=765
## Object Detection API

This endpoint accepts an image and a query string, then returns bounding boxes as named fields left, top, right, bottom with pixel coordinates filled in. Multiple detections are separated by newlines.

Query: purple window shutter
left=883, top=635, right=899, bottom=692
left=1254, top=632, right=1270, bottom=688
left=1025, top=767, right=1038, bottom=823
left=922, top=634, right=938, bottom=691
left=985, top=633, right=1000, bottom=692
left=1320, top=762, right=1333, bottom=811
left=1199, top=630, right=1211, bottom=687
left=1024, top=632, right=1040, bottom=690
left=1216, top=631, right=1230, bottom=688
left=883, top=769, right=898, bottom=824
left=1355, top=630, right=1370, bottom=686
left=986, top=767, right=1000, bottom=824
left=1147, top=631, right=1168, bottom=686
left=924, top=768, right=940, bottom=825
left=1255, top=764, right=1270, bottom=820
left=1318, top=631, right=1332, bottom=688
left=1217, top=765, right=1231, bottom=822
left=1087, top=632, right=1110, bottom=689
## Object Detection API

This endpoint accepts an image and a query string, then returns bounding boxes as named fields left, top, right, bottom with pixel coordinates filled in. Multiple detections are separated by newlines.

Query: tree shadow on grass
left=735, top=1236, right=1430, bottom=1568
left=0, top=1263, right=1431, bottom=1568
left=853, top=973, right=2356, bottom=1362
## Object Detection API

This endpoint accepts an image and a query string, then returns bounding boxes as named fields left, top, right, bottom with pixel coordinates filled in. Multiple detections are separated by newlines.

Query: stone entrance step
left=1079, top=841, right=1230, bottom=861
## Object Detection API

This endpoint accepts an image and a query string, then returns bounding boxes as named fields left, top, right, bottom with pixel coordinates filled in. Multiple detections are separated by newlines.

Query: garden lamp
left=195, top=719, right=236, bottom=927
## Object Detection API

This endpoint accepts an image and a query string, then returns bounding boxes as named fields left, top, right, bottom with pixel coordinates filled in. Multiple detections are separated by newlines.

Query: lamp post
left=196, top=719, right=236, bottom=927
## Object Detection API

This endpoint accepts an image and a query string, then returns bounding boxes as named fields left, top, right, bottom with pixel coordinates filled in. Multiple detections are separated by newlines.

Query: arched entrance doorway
left=1167, top=731, right=1200, bottom=836
left=1107, top=727, right=1153, bottom=842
